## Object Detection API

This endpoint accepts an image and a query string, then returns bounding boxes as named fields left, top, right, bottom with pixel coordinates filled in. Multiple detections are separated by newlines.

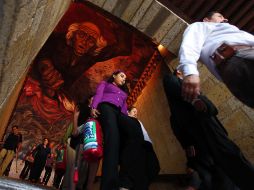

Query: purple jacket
left=91, top=81, right=128, bottom=115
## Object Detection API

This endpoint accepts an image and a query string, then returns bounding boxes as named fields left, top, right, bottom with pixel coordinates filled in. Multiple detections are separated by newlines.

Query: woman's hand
left=91, top=108, right=100, bottom=118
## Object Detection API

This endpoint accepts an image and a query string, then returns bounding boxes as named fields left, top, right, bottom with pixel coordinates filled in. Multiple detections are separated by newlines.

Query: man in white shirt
left=178, top=11, right=254, bottom=108
left=127, top=107, right=152, bottom=144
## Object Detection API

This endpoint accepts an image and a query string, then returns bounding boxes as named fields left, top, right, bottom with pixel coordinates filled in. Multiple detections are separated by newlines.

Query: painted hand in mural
left=37, top=59, right=64, bottom=98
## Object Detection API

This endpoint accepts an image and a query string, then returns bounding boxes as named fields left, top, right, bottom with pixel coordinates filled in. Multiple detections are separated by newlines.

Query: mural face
left=7, top=2, right=157, bottom=151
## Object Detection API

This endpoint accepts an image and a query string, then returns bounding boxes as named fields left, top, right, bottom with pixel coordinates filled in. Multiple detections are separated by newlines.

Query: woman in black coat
left=29, top=138, right=51, bottom=183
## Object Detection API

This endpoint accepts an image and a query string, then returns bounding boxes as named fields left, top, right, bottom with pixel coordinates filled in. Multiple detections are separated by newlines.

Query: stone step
left=0, top=175, right=186, bottom=190
left=0, top=177, right=54, bottom=190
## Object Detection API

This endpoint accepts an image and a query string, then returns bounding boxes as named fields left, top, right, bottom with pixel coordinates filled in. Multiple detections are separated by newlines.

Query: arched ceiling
left=158, top=0, right=254, bottom=34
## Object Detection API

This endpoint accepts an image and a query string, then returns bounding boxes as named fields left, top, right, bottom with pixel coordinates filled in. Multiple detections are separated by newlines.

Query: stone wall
left=134, top=63, right=186, bottom=174
left=0, top=0, right=72, bottom=139
left=199, top=63, right=254, bottom=161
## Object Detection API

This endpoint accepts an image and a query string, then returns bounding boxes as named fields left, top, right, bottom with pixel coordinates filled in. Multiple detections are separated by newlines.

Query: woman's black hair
left=77, top=95, right=94, bottom=125
left=107, top=70, right=129, bottom=94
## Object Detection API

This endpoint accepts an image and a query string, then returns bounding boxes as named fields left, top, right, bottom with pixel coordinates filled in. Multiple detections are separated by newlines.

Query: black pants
left=53, top=168, right=65, bottom=189
left=217, top=49, right=254, bottom=108
left=20, top=160, right=32, bottom=179
left=98, top=103, right=145, bottom=190
left=119, top=141, right=160, bottom=190
left=43, top=166, right=52, bottom=185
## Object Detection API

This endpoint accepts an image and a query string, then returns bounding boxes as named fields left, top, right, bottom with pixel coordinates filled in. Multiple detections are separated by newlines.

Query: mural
left=7, top=2, right=158, bottom=151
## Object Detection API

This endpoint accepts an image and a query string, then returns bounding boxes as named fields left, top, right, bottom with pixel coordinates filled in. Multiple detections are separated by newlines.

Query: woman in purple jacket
left=91, top=70, right=147, bottom=190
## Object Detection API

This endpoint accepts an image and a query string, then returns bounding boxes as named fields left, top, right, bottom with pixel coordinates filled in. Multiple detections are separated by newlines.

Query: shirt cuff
left=178, top=64, right=199, bottom=77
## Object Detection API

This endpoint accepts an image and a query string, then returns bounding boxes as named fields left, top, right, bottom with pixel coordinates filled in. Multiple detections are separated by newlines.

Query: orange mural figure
left=32, top=20, right=131, bottom=104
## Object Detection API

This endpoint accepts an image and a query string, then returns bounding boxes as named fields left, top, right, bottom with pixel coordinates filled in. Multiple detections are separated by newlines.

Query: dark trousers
left=193, top=163, right=212, bottom=190
left=143, top=141, right=160, bottom=183
left=119, top=141, right=160, bottom=190
left=53, top=168, right=66, bottom=189
left=20, top=160, right=32, bottom=179
left=43, top=166, right=52, bottom=185
left=217, top=48, right=254, bottom=108
left=98, top=103, right=145, bottom=190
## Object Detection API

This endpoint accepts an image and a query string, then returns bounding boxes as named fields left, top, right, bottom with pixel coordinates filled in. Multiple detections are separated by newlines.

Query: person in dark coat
left=29, top=138, right=51, bottom=183
left=163, top=70, right=254, bottom=190
left=0, top=125, right=22, bottom=176
left=118, top=107, right=160, bottom=190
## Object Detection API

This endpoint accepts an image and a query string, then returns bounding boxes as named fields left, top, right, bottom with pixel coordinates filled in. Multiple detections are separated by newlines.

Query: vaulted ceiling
left=158, top=0, right=254, bottom=34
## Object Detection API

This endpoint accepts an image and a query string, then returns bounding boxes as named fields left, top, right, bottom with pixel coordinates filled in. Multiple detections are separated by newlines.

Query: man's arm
left=177, top=22, right=212, bottom=102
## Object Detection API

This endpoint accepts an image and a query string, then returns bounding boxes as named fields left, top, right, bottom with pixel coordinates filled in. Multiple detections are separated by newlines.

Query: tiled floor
left=6, top=159, right=186, bottom=190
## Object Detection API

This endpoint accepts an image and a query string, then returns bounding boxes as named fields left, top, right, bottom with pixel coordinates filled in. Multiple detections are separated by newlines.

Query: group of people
left=3, top=71, right=160, bottom=190
left=0, top=132, right=68, bottom=189
left=21, top=139, right=69, bottom=189
left=1, top=9, right=254, bottom=190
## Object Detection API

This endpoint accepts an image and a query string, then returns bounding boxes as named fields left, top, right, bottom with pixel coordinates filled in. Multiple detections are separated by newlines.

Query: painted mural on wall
left=7, top=2, right=157, bottom=152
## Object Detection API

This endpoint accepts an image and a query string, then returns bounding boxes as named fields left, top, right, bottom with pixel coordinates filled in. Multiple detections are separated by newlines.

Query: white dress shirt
left=138, top=120, right=152, bottom=143
left=178, top=22, right=254, bottom=80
